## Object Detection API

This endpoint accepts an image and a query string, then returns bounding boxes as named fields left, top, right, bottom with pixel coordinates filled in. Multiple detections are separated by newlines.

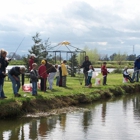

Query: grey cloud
left=1, top=0, right=140, bottom=56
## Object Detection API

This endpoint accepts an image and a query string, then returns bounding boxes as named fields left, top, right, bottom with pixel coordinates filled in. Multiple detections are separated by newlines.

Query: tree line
left=7, top=33, right=138, bottom=70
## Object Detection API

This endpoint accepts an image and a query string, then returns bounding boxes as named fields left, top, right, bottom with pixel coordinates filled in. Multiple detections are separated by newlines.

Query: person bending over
left=8, top=67, right=25, bottom=97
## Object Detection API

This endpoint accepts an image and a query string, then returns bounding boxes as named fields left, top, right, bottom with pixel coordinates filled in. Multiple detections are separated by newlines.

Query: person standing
left=38, top=60, right=47, bottom=92
left=101, top=62, right=109, bottom=85
left=132, top=57, right=140, bottom=82
left=45, top=60, right=56, bottom=90
left=55, top=64, right=60, bottom=86
left=30, top=63, right=40, bottom=96
left=87, top=65, right=95, bottom=87
left=80, top=56, right=92, bottom=86
left=59, top=65, right=62, bottom=87
left=29, top=54, right=36, bottom=72
left=0, top=50, right=10, bottom=99
left=8, top=66, right=25, bottom=97
left=61, top=60, right=68, bottom=87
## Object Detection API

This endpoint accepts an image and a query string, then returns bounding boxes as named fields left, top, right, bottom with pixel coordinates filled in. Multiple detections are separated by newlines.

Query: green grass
left=2, top=73, right=132, bottom=100
left=0, top=73, right=138, bottom=118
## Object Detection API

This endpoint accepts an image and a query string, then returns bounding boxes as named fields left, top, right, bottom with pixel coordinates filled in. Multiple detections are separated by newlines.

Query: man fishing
left=80, top=56, right=92, bottom=86
left=132, top=56, right=140, bottom=82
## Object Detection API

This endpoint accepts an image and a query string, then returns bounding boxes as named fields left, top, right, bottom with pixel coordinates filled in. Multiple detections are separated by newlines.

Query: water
left=78, top=68, right=134, bottom=74
left=1, top=94, right=140, bottom=140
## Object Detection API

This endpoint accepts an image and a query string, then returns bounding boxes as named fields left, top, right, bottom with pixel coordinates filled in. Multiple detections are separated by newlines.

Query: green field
left=0, top=73, right=139, bottom=118
left=2, top=73, right=133, bottom=99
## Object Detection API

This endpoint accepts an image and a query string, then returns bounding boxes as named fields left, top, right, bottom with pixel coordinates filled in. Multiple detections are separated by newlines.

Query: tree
left=29, top=33, right=48, bottom=64
left=110, top=53, right=117, bottom=61
left=83, top=46, right=100, bottom=63
left=126, top=54, right=136, bottom=61
left=113, top=52, right=127, bottom=70
left=68, top=52, right=79, bottom=77
left=77, top=46, right=100, bottom=65
left=99, top=54, right=109, bottom=61
left=23, top=33, right=52, bottom=70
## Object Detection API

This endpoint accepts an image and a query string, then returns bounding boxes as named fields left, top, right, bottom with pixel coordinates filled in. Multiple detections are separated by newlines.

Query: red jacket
left=38, top=65, right=48, bottom=78
left=101, top=65, right=108, bottom=75
left=29, top=58, right=34, bottom=71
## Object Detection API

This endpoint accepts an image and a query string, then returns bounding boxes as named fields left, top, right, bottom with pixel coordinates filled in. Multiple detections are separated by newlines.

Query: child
left=123, top=66, right=134, bottom=83
left=87, top=65, right=94, bottom=87
left=30, top=63, right=40, bottom=96
left=55, top=64, right=60, bottom=86
left=101, top=62, right=109, bottom=85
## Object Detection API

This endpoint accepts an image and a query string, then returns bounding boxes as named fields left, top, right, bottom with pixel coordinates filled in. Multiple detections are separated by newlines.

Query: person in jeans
left=8, top=66, right=25, bottom=97
left=30, top=63, right=40, bottom=96
left=132, top=57, right=140, bottom=82
left=80, top=56, right=92, bottom=86
left=45, top=60, right=56, bottom=90
left=87, top=65, right=95, bottom=87
left=101, top=62, right=109, bottom=85
left=55, top=64, right=60, bottom=86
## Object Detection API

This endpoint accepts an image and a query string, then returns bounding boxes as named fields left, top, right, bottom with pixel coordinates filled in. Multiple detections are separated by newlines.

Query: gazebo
left=46, top=41, right=86, bottom=76
left=47, top=41, right=86, bottom=64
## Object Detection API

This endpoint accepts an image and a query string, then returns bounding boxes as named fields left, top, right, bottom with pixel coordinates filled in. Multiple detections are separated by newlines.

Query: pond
left=1, top=93, right=140, bottom=140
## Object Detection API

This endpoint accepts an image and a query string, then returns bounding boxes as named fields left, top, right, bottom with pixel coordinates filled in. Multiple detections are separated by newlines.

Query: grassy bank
left=0, top=73, right=139, bottom=119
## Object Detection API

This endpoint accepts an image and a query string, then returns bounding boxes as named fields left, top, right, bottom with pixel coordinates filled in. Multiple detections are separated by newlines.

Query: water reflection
left=101, top=102, right=107, bottom=123
left=82, top=111, right=92, bottom=132
left=1, top=94, right=140, bottom=139
left=59, top=114, right=66, bottom=130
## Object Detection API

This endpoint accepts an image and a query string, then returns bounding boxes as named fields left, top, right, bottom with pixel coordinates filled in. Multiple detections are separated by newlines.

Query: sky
left=0, top=0, right=140, bottom=56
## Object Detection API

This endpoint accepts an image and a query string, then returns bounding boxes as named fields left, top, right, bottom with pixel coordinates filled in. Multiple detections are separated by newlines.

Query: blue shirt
left=88, top=69, right=94, bottom=77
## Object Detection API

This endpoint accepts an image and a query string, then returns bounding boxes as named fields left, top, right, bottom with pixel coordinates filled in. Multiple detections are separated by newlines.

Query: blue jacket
left=134, top=58, right=140, bottom=69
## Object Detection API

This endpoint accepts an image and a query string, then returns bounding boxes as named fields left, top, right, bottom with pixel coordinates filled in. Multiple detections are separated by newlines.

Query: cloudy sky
left=0, top=0, right=140, bottom=56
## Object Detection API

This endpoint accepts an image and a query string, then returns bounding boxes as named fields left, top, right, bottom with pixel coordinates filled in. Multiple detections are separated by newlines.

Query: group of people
left=0, top=49, right=26, bottom=98
left=80, top=55, right=139, bottom=87
left=28, top=54, right=68, bottom=96
left=80, top=56, right=109, bottom=87
left=0, top=51, right=68, bottom=98
left=123, top=56, right=140, bottom=83
left=0, top=49, right=139, bottom=99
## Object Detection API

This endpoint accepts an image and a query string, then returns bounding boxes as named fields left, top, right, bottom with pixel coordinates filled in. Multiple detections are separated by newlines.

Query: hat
left=124, top=66, right=128, bottom=69
left=30, top=53, right=36, bottom=58
left=32, top=63, right=37, bottom=66
left=41, top=60, right=46, bottom=64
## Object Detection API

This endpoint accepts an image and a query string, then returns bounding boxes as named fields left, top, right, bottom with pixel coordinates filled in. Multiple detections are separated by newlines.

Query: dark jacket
left=80, top=60, right=91, bottom=73
left=46, top=63, right=56, bottom=74
left=0, top=56, right=9, bottom=78
left=9, top=67, right=21, bottom=77
left=30, top=69, right=39, bottom=82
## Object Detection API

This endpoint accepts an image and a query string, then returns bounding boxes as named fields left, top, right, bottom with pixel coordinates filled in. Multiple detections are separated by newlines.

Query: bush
left=112, top=68, right=123, bottom=73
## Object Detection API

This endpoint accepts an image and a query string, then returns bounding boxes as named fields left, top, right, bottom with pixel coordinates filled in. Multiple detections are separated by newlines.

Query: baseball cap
left=30, top=53, right=36, bottom=58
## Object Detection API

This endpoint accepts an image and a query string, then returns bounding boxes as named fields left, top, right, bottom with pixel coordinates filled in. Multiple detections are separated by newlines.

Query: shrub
left=112, top=68, right=123, bottom=73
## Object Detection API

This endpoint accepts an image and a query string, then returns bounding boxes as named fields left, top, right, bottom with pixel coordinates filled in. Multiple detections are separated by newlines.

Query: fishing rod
left=10, top=37, right=25, bottom=60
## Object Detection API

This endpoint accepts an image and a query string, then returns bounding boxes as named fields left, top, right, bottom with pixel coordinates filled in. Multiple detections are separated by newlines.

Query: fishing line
left=11, top=37, right=25, bottom=60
